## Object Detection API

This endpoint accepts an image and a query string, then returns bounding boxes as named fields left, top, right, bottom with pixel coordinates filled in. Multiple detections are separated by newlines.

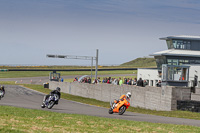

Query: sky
left=1, top=0, right=200, bottom=66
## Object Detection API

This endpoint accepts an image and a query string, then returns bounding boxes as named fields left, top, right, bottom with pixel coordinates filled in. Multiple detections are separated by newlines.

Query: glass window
left=196, top=60, right=200, bottom=64
left=185, top=60, right=189, bottom=63
left=173, top=67, right=182, bottom=81
left=155, top=56, right=166, bottom=69
left=190, top=60, right=195, bottom=64
left=172, top=40, right=191, bottom=50
left=167, top=67, right=173, bottom=80
left=167, top=40, right=173, bottom=49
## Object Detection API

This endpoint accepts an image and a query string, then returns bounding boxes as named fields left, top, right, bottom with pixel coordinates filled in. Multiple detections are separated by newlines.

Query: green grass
left=0, top=70, right=136, bottom=78
left=121, top=57, right=156, bottom=67
left=1, top=105, right=200, bottom=133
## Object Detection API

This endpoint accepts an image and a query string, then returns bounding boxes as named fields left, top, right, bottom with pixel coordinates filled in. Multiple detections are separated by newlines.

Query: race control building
left=138, top=35, right=200, bottom=87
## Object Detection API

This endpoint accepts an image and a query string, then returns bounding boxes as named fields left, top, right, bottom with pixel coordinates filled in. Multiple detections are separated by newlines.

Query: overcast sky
left=1, top=0, right=200, bottom=66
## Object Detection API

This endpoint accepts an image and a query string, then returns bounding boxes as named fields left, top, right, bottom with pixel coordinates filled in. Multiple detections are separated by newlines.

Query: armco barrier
left=49, top=81, right=191, bottom=111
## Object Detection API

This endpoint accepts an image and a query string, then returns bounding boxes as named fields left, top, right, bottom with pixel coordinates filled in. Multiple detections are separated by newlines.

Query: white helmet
left=126, top=92, right=131, bottom=99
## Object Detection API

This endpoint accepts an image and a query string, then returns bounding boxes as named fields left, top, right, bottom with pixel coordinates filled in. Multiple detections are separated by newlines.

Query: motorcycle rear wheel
left=119, top=105, right=126, bottom=115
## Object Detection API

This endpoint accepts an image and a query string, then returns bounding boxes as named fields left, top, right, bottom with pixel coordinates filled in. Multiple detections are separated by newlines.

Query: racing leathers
left=0, top=86, right=5, bottom=97
left=43, top=90, right=61, bottom=104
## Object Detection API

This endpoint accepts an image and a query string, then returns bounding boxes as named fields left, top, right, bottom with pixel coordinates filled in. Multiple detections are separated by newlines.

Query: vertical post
left=95, top=49, right=99, bottom=80
left=91, top=57, right=93, bottom=82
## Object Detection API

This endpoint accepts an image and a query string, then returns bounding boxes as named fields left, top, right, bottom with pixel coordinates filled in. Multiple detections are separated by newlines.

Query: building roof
left=150, top=49, right=200, bottom=57
left=160, top=35, right=200, bottom=41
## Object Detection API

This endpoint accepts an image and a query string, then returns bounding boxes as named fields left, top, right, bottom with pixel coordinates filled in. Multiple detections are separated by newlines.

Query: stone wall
left=49, top=81, right=191, bottom=111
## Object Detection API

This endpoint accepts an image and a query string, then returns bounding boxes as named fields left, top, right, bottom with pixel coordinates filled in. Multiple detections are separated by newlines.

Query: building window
left=162, top=65, right=189, bottom=81
left=167, top=59, right=192, bottom=65
left=167, top=40, right=173, bottom=49
left=172, top=40, right=191, bottom=50
left=167, top=59, right=178, bottom=65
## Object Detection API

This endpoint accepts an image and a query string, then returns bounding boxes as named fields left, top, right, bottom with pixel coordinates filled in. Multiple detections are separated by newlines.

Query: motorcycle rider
left=42, top=87, right=61, bottom=105
left=0, top=85, right=5, bottom=97
left=112, top=92, right=131, bottom=109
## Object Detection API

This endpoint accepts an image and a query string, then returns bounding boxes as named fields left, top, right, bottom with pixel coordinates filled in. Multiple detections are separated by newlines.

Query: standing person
left=97, top=77, right=101, bottom=84
left=137, top=78, right=144, bottom=87
left=123, top=77, right=127, bottom=85
left=73, top=77, right=78, bottom=82
left=143, top=80, right=148, bottom=87
left=119, top=77, right=123, bottom=85
left=132, top=78, right=137, bottom=85
left=88, top=77, right=91, bottom=84
left=107, top=77, right=111, bottom=84
left=127, top=78, right=132, bottom=85
left=156, top=80, right=161, bottom=87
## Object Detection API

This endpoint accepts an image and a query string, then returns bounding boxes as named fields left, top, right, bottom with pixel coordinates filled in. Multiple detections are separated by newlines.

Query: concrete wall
left=49, top=81, right=191, bottom=111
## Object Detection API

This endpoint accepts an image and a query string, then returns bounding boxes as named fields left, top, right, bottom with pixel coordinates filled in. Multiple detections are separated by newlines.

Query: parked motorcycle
left=41, top=94, right=59, bottom=109
left=108, top=98, right=130, bottom=115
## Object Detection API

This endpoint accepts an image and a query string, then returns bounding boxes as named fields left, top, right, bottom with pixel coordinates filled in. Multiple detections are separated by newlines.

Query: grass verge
left=2, top=81, right=200, bottom=120
left=0, top=70, right=136, bottom=78
left=0, top=105, right=200, bottom=133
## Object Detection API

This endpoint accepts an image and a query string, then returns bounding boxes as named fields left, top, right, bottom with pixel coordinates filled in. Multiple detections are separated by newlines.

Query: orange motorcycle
left=108, top=98, right=130, bottom=115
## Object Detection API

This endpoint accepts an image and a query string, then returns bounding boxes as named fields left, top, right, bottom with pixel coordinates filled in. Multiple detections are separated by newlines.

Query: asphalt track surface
left=1, top=85, right=200, bottom=127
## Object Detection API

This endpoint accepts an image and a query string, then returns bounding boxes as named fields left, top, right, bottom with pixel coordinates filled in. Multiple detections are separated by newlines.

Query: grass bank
left=0, top=105, right=200, bottom=133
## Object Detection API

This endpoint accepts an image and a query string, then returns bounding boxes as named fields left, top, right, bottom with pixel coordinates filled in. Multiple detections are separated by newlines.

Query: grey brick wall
left=49, top=81, right=191, bottom=111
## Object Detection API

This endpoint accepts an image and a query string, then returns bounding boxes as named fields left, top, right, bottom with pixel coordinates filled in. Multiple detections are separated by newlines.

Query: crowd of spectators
left=75, top=76, right=153, bottom=87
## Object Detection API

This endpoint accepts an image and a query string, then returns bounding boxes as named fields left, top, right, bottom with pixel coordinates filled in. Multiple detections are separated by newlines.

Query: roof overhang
left=159, top=35, right=200, bottom=41
left=150, top=49, right=200, bottom=57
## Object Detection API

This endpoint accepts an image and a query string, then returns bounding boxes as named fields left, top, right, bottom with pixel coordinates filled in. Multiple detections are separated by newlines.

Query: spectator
left=123, top=77, right=127, bottom=84
left=111, top=78, right=115, bottom=84
left=88, top=77, right=91, bottom=84
left=97, top=77, right=101, bottom=83
left=119, top=77, right=123, bottom=86
left=92, top=79, right=97, bottom=84
left=143, top=80, right=148, bottom=87
left=156, top=80, right=161, bottom=87
left=61, top=78, right=64, bottom=82
left=137, top=78, right=144, bottom=87
left=132, top=78, right=137, bottom=85
left=105, top=78, right=108, bottom=83
left=73, top=77, right=78, bottom=82
left=107, top=77, right=111, bottom=84
left=102, top=78, right=106, bottom=83
left=127, top=78, right=132, bottom=85
left=83, top=77, right=88, bottom=83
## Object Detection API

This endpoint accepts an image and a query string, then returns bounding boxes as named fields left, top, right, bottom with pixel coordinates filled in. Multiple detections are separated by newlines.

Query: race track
left=1, top=85, right=200, bottom=127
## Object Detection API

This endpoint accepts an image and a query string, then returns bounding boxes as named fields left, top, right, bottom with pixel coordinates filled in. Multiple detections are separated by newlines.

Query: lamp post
left=46, top=49, right=99, bottom=81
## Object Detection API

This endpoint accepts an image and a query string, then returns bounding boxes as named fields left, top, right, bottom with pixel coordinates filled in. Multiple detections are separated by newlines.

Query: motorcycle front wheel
left=47, top=101, right=55, bottom=109
left=108, top=108, right=113, bottom=114
left=118, top=105, right=126, bottom=115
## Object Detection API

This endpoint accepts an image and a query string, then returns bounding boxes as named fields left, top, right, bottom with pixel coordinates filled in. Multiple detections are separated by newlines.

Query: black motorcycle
left=41, top=94, right=59, bottom=109
left=0, top=90, right=4, bottom=100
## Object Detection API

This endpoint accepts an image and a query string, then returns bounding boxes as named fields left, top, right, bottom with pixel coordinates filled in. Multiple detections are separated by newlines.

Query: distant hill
left=120, top=57, right=156, bottom=68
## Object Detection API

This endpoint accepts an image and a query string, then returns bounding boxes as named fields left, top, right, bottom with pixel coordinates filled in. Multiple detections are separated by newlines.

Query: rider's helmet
left=56, top=87, right=61, bottom=92
left=126, top=92, right=131, bottom=99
